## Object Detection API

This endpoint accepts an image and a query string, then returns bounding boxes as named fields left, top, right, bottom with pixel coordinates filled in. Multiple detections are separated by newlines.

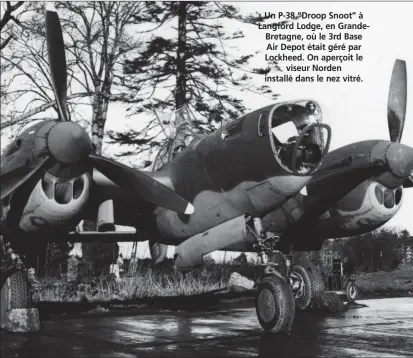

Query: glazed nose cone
left=48, top=122, right=92, bottom=164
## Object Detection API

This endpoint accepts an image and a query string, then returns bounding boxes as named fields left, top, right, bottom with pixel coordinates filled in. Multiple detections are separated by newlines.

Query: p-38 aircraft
left=1, top=7, right=412, bottom=335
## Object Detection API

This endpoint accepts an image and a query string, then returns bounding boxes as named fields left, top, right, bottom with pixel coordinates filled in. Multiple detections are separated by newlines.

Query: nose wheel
left=256, top=274, right=295, bottom=334
left=248, top=217, right=325, bottom=334
left=247, top=217, right=295, bottom=334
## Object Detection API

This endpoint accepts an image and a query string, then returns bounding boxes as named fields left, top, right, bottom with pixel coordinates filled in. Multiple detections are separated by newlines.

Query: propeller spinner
left=0, top=5, right=195, bottom=215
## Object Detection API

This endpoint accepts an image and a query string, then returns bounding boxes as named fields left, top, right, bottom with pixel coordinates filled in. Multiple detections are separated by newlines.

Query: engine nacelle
left=317, top=179, right=403, bottom=237
left=19, top=172, right=91, bottom=233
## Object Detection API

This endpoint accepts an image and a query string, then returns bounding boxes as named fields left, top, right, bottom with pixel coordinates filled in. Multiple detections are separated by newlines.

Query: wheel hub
left=290, top=271, right=305, bottom=299
left=348, top=283, right=356, bottom=298
left=257, top=288, right=276, bottom=323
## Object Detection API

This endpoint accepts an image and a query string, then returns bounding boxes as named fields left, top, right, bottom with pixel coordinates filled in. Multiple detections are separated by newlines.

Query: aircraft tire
left=1, top=271, right=32, bottom=326
left=293, top=260, right=325, bottom=310
left=308, top=262, right=325, bottom=299
left=345, top=281, right=358, bottom=303
left=256, top=274, right=295, bottom=334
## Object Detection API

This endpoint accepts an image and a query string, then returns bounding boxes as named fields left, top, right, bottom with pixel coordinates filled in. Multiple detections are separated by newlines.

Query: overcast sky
left=1, top=2, right=412, bottom=260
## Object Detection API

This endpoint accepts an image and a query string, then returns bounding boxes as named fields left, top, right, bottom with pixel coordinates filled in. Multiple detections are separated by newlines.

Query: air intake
left=55, top=182, right=72, bottom=204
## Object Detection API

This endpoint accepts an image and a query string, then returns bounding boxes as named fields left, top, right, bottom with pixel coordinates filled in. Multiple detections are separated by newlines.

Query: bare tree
left=1, top=1, right=33, bottom=131
left=0, top=1, right=25, bottom=50
left=58, top=1, right=150, bottom=154
left=1, top=1, right=152, bottom=154
left=1, top=29, right=69, bottom=132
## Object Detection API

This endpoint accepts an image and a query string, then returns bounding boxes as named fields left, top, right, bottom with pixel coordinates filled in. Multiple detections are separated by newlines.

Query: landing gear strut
left=247, top=217, right=324, bottom=334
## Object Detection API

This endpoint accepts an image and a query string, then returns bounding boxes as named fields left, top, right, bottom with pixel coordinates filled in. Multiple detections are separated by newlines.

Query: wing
left=89, top=154, right=194, bottom=215
left=82, top=168, right=174, bottom=229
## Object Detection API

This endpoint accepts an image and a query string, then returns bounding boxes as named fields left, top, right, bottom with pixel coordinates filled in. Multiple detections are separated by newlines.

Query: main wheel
left=256, top=275, right=295, bottom=334
left=345, top=281, right=358, bottom=303
left=1, top=271, right=32, bottom=327
left=292, top=259, right=325, bottom=310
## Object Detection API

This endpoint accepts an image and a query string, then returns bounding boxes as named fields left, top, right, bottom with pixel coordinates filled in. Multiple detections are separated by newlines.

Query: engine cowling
left=18, top=172, right=91, bottom=233
left=316, top=179, right=403, bottom=238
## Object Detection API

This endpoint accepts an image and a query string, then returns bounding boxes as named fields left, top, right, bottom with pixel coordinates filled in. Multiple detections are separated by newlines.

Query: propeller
left=46, top=3, right=68, bottom=122
left=0, top=5, right=195, bottom=215
left=383, top=59, right=412, bottom=190
left=388, top=59, right=407, bottom=143
left=0, top=156, right=51, bottom=202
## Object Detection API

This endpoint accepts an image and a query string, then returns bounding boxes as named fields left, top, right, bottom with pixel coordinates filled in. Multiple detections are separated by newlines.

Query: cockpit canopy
left=269, top=100, right=331, bottom=176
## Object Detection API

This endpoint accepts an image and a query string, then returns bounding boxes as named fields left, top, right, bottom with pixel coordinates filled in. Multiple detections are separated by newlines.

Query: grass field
left=36, top=258, right=256, bottom=303
left=35, top=259, right=413, bottom=303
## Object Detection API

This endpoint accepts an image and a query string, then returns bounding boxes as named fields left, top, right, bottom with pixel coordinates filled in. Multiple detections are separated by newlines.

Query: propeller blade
left=388, top=59, right=407, bottom=143
left=0, top=156, right=51, bottom=201
left=89, top=154, right=194, bottom=215
left=45, top=3, right=69, bottom=121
